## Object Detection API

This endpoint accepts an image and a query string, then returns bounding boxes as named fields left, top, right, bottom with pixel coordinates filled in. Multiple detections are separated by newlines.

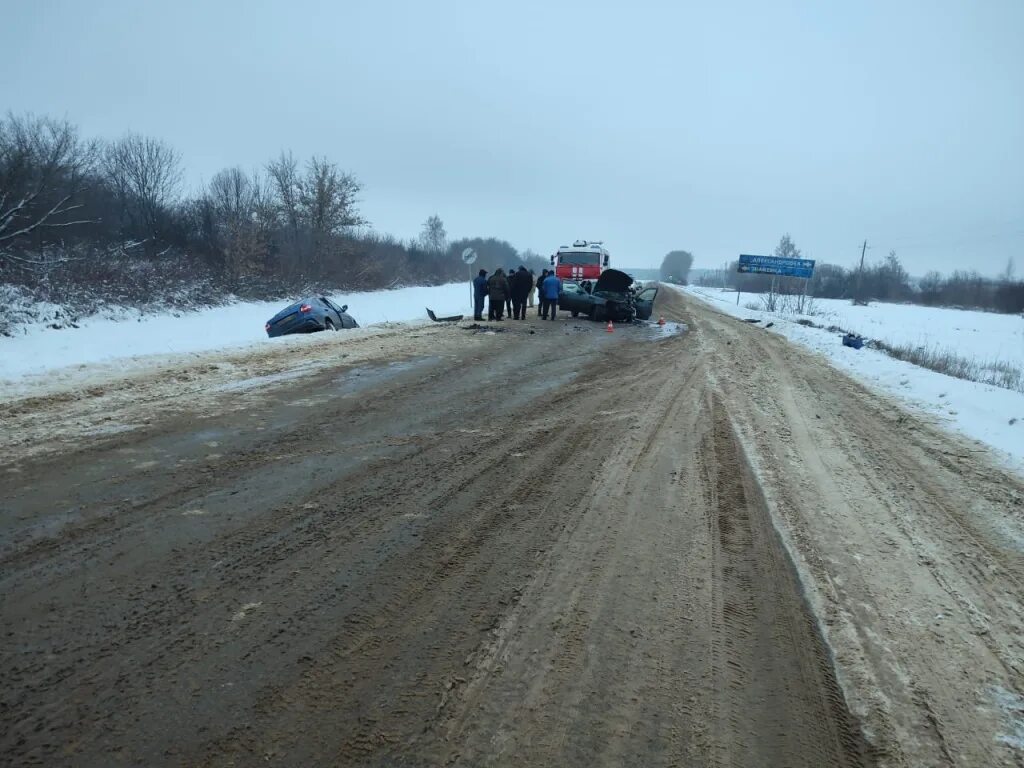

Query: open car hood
left=594, top=268, right=634, bottom=295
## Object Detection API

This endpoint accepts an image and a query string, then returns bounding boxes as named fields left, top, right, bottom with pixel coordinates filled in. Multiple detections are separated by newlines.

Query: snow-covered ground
left=741, top=290, right=1021, bottom=366
left=0, top=282, right=472, bottom=382
left=683, top=286, right=1024, bottom=472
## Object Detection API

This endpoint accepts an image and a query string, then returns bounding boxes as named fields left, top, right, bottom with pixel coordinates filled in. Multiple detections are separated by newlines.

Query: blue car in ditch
left=265, top=296, right=359, bottom=337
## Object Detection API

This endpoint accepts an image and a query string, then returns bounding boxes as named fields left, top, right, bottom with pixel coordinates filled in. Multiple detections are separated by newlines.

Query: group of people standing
left=473, top=268, right=563, bottom=322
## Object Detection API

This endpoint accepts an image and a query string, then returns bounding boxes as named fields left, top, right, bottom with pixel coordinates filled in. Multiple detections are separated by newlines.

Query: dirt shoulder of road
left=679, top=288, right=1024, bottom=767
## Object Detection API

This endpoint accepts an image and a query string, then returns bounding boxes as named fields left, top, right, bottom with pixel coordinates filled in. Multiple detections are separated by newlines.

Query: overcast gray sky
left=3, top=0, right=1022, bottom=274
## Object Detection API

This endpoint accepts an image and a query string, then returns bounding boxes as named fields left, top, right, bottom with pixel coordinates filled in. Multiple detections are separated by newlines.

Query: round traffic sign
left=461, top=248, right=478, bottom=265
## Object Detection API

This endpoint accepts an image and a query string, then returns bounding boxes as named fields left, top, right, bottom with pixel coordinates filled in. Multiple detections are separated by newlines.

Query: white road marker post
left=462, top=248, right=478, bottom=314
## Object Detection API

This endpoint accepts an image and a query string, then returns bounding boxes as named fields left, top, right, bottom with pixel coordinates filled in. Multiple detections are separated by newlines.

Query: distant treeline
left=0, top=113, right=547, bottom=310
left=693, top=236, right=1024, bottom=314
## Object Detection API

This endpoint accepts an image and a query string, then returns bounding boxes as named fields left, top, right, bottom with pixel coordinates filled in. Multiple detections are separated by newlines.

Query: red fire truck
left=550, top=240, right=610, bottom=282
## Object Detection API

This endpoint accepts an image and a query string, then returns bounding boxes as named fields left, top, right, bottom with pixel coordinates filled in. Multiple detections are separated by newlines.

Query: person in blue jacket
left=541, top=272, right=562, bottom=321
left=535, top=270, right=548, bottom=316
left=472, top=269, right=488, bottom=321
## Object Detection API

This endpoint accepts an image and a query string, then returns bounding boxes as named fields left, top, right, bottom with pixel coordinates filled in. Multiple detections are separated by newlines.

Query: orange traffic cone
left=606, top=320, right=614, bottom=333
left=658, top=316, right=666, bottom=326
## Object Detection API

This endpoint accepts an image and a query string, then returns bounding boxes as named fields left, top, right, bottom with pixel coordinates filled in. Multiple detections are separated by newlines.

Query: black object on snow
left=427, top=308, right=464, bottom=322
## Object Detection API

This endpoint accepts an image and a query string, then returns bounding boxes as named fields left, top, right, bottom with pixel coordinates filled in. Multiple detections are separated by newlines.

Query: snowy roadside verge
left=678, top=285, right=1024, bottom=473
left=0, top=282, right=472, bottom=388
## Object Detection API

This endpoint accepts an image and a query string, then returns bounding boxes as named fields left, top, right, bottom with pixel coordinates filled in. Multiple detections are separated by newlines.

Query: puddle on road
left=334, top=357, right=441, bottom=397
left=499, top=369, right=578, bottom=411
left=212, top=367, right=312, bottom=393
left=559, top=320, right=688, bottom=340
left=190, top=428, right=228, bottom=444
left=640, top=320, right=688, bottom=339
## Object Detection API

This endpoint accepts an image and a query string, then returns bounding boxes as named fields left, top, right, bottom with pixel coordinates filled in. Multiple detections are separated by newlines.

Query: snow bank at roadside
left=0, top=282, right=472, bottom=382
left=743, top=290, right=1022, bottom=367
left=681, top=286, right=1024, bottom=472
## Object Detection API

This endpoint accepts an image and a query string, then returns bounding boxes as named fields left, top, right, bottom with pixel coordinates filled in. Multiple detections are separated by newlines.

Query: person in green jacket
left=487, top=269, right=509, bottom=321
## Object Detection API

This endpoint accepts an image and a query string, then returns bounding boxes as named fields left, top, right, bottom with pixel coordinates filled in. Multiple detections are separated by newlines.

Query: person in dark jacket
left=536, top=270, right=549, bottom=316
left=472, top=269, right=488, bottom=321
left=510, top=266, right=533, bottom=320
left=541, top=272, right=561, bottom=321
left=487, top=269, right=509, bottom=320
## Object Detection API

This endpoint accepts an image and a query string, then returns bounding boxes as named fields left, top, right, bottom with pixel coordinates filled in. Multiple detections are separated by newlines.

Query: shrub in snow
left=869, top=340, right=1024, bottom=394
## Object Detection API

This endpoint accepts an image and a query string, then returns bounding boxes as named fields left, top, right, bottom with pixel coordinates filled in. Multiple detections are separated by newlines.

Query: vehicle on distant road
left=265, top=297, right=359, bottom=337
left=558, top=269, right=658, bottom=322
left=551, top=240, right=610, bottom=282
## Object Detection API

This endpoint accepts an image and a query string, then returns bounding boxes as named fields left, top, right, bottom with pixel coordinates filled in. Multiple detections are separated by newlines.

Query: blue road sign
left=738, top=254, right=815, bottom=279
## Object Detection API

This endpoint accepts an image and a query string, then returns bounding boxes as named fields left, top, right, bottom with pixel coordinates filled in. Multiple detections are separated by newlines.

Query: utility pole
left=854, top=239, right=868, bottom=304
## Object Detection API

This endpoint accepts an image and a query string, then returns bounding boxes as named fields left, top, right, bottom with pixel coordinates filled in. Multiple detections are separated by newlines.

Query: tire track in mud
left=426, top=342, right=712, bottom=766
left=195, top=345, right=662, bottom=767
left=407, top=324, right=874, bottom=768
left=1, top=321, right=672, bottom=766
left=699, top=396, right=873, bottom=767
left=2, top=302, right=880, bottom=768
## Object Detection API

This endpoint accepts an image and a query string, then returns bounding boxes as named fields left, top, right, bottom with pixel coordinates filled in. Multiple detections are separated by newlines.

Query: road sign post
left=462, top=248, right=478, bottom=310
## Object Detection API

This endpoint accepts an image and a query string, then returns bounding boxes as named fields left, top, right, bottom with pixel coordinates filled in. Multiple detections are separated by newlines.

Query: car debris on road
left=427, top=308, right=465, bottom=322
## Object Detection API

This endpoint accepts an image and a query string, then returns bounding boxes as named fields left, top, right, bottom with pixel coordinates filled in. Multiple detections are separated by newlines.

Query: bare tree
left=418, top=214, right=447, bottom=254
left=300, top=156, right=364, bottom=233
left=299, top=156, right=365, bottom=263
left=103, top=133, right=182, bottom=241
left=0, top=113, right=100, bottom=269
left=773, top=233, right=801, bottom=260
left=757, top=234, right=799, bottom=311
left=1001, top=257, right=1015, bottom=284
left=208, top=167, right=255, bottom=223
left=266, top=151, right=301, bottom=237
left=204, top=167, right=274, bottom=277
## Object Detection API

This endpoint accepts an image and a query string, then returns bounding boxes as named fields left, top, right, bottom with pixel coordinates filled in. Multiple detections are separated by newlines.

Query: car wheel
left=572, top=310, right=579, bottom=318
left=324, top=318, right=336, bottom=331
left=588, top=306, right=598, bottom=321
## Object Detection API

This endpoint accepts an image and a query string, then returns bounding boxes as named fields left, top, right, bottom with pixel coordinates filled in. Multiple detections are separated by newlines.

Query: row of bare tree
left=693, top=235, right=1024, bottom=314
left=185, top=151, right=366, bottom=281
left=0, top=115, right=181, bottom=262
left=1, top=113, right=540, bottom=307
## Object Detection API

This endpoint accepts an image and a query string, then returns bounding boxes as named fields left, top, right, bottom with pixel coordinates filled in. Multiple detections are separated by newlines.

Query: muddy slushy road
left=2, top=288, right=1022, bottom=767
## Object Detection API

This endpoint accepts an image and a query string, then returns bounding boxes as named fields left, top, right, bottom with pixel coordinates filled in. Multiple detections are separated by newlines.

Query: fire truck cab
left=551, top=240, right=610, bottom=282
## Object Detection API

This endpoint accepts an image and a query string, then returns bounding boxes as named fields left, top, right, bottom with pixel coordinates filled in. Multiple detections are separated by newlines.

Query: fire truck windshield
left=558, top=251, right=600, bottom=265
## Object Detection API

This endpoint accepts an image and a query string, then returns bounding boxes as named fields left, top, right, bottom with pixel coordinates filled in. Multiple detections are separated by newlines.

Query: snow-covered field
left=0, top=282, right=471, bottom=382
left=683, top=286, right=1024, bottom=472
left=741, top=290, right=1021, bottom=367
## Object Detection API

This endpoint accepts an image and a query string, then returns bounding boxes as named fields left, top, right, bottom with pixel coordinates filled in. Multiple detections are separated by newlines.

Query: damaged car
left=558, top=269, right=658, bottom=322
